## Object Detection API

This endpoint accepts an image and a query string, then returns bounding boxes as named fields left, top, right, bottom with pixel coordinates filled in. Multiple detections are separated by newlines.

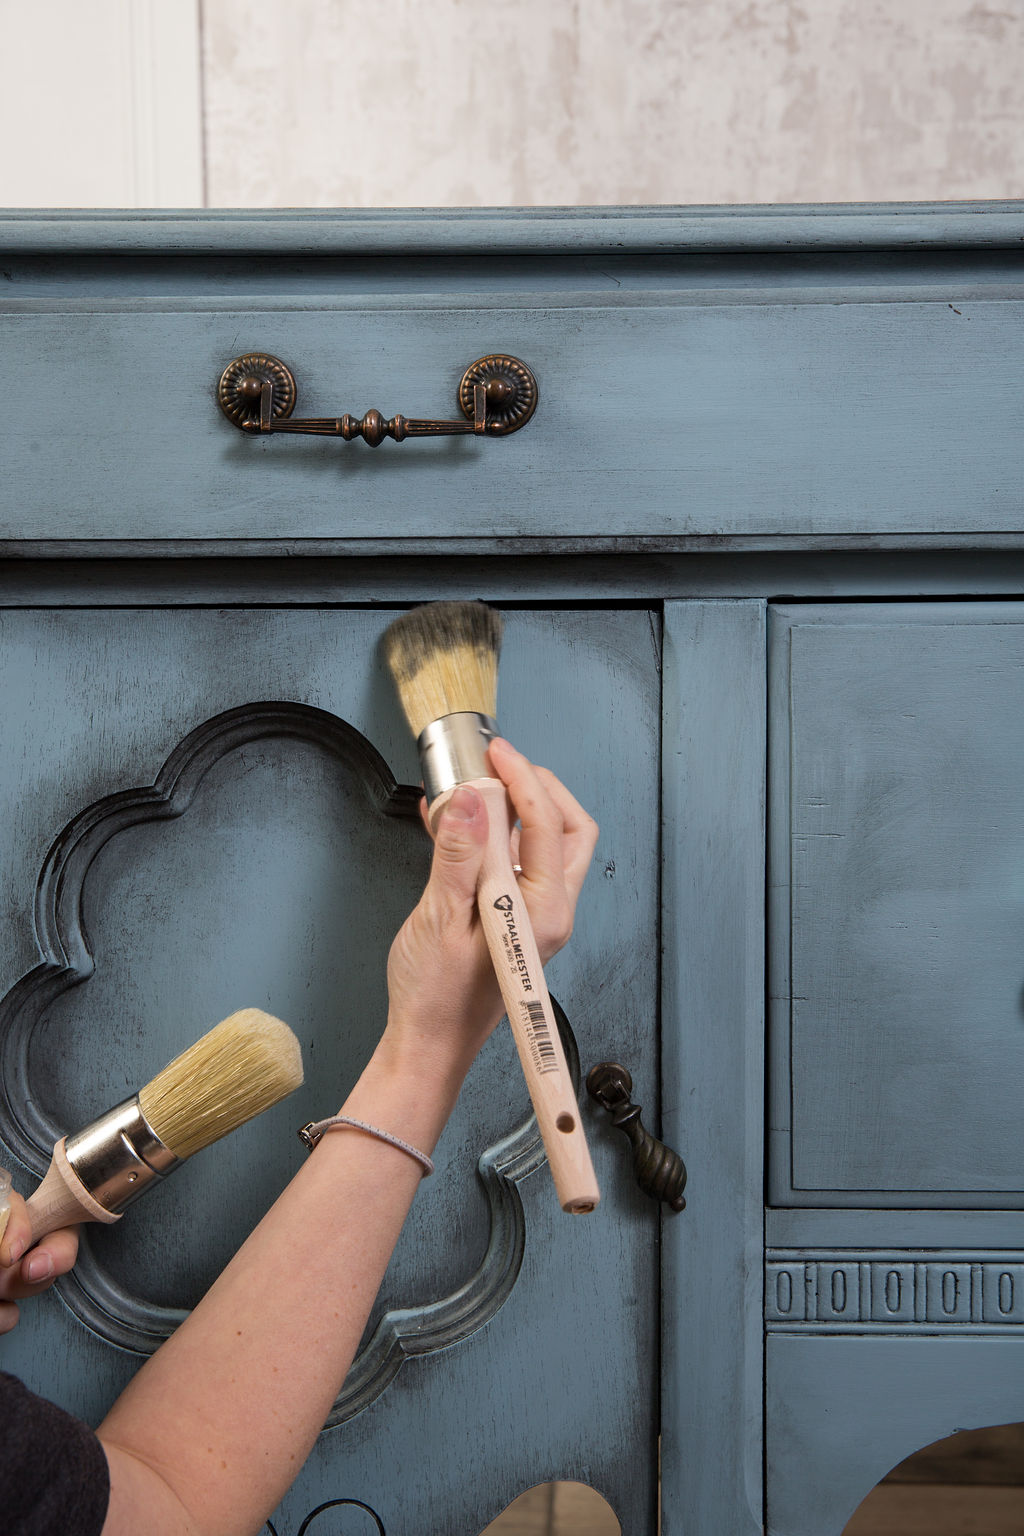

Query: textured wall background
left=202, top=0, right=1024, bottom=206
left=1, top=0, right=1022, bottom=207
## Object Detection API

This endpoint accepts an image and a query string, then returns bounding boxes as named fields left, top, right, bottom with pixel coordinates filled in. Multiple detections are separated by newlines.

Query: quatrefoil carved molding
left=0, top=702, right=576, bottom=1423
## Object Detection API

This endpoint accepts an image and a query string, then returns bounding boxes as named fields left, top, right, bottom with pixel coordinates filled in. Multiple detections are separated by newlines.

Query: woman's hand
left=0, top=1188, right=79, bottom=1335
left=383, top=737, right=598, bottom=1077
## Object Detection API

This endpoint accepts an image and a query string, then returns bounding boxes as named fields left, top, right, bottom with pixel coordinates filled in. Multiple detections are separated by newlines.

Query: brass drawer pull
left=586, top=1062, right=687, bottom=1211
left=217, top=352, right=538, bottom=445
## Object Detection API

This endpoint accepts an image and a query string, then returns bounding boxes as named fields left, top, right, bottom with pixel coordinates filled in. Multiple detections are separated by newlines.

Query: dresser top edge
left=2, top=203, right=1024, bottom=256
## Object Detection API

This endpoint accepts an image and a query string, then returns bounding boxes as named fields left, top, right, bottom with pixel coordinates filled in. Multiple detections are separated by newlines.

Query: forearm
left=98, top=1025, right=468, bottom=1536
left=88, top=747, right=590, bottom=1536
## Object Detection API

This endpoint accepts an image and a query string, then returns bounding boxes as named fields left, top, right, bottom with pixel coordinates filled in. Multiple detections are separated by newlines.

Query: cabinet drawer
left=2, top=267, right=1022, bottom=543
left=769, top=601, right=1024, bottom=1207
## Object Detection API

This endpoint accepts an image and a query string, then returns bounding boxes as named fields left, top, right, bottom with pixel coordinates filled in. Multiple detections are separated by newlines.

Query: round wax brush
left=23, top=1008, right=304, bottom=1245
left=383, top=601, right=600, bottom=1214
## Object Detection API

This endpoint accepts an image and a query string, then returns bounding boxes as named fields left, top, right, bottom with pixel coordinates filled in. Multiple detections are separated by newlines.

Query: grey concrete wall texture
left=200, top=0, right=1024, bottom=206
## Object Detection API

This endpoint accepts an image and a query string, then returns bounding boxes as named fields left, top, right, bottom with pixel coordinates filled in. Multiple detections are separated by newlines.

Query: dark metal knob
left=586, top=1062, right=687, bottom=1212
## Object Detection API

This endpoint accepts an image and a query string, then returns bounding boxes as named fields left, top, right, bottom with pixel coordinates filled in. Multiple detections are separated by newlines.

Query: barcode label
left=522, top=999, right=559, bottom=1074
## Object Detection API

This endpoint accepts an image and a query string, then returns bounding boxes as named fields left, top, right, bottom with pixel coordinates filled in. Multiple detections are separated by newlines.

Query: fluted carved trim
left=768, top=1250, right=1024, bottom=1331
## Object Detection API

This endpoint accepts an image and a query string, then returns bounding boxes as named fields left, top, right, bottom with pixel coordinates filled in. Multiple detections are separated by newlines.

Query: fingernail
left=6, top=1236, right=26, bottom=1265
left=445, top=786, right=480, bottom=822
left=25, top=1252, right=53, bottom=1284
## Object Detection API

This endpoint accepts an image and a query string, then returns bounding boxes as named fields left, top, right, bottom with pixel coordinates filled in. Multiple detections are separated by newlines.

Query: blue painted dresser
left=0, top=205, right=1022, bottom=1534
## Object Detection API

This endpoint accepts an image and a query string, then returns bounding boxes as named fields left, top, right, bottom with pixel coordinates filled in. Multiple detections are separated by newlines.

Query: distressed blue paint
left=769, top=602, right=1024, bottom=1208
left=661, top=601, right=767, bottom=1536
left=1, top=300, right=1022, bottom=542
left=0, top=605, right=660, bottom=1534
left=1, top=207, right=1024, bottom=1534
left=3, top=207, right=1024, bottom=548
left=2, top=203, right=1024, bottom=253
left=766, top=1336, right=1024, bottom=1535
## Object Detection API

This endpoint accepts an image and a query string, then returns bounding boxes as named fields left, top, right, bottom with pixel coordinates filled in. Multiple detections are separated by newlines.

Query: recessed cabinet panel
left=0, top=604, right=660, bottom=1534
left=769, top=602, right=1024, bottom=1207
left=0, top=298, right=1020, bottom=539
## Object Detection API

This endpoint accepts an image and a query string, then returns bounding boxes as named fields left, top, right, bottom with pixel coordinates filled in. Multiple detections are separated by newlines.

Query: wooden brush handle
left=24, top=1137, right=120, bottom=1245
left=434, top=778, right=600, bottom=1213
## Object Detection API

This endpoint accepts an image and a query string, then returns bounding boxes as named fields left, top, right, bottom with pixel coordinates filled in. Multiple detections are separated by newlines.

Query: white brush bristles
left=382, top=601, right=502, bottom=738
left=137, top=1009, right=304, bottom=1161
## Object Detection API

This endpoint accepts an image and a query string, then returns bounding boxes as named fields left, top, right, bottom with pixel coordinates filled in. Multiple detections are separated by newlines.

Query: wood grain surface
left=845, top=1485, right=1024, bottom=1535
left=480, top=1481, right=620, bottom=1535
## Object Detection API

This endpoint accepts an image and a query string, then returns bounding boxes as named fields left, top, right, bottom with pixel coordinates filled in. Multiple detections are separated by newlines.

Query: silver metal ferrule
left=64, top=1096, right=180, bottom=1216
left=418, top=712, right=499, bottom=803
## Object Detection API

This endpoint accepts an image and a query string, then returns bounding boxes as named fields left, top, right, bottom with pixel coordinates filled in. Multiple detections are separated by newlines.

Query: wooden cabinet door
left=769, top=600, right=1024, bottom=1209
left=0, top=602, right=660, bottom=1535
left=766, top=601, right=1024, bottom=1536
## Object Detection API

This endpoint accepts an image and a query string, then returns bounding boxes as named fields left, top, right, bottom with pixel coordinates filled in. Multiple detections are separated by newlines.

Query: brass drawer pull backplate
left=217, top=352, right=538, bottom=446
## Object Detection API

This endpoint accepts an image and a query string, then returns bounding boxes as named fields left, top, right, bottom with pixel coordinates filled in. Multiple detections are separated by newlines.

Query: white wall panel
left=0, top=0, right=202, bottom=207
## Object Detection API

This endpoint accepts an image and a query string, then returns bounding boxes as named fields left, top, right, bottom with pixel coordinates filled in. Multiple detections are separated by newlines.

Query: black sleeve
left=0, top=1370, right=111, bottom=1536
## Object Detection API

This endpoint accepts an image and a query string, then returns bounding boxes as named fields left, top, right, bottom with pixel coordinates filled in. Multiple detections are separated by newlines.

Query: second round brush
left=384, top=602, right=600, bottom=1214
left=23, top=1009, right=303, bottom=1244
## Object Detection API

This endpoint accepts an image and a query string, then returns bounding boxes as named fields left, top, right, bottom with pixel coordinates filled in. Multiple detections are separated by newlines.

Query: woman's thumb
left=429, top=785, right=488, bottom=902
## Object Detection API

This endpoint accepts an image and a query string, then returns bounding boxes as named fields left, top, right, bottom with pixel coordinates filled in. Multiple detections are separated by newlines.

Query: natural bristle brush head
left=382, top=601, right=503, bottom=739
left=137, top=1008, right=304, bottom=1161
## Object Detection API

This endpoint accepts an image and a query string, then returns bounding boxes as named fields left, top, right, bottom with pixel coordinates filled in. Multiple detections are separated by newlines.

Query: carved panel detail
left=0, top=702, right=422, bottom=1173
left=0, top=701, right=579, bottom=1423
left=266, top=1497, right=386, bottom=1535
left=767, top=1252, right=1024, bottom=1329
